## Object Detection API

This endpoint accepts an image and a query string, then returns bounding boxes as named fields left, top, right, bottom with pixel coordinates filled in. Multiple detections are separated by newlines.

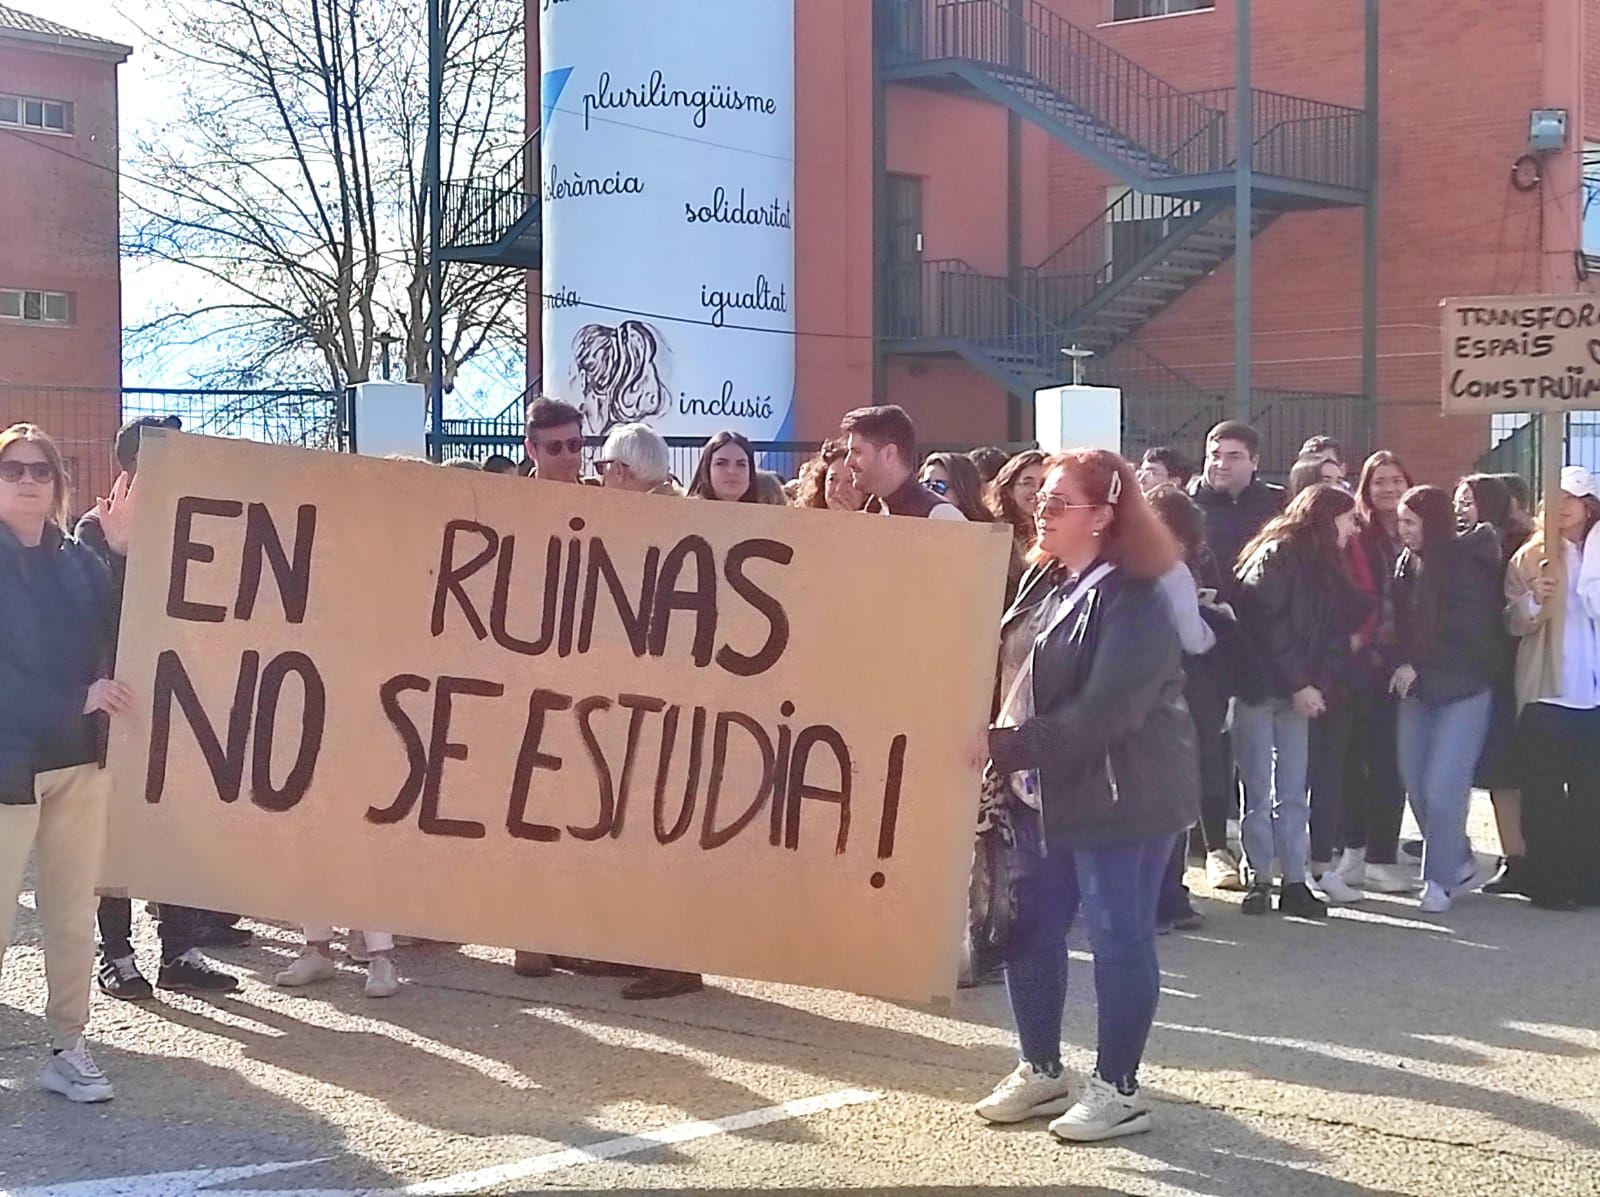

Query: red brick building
left=477, top=3, right=1598, bottom=481
left=0, top=3, right=130, bottom=503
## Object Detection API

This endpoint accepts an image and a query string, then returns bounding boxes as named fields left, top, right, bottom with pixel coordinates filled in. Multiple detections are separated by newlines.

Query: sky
left=45, top=0, right=524, bottom=413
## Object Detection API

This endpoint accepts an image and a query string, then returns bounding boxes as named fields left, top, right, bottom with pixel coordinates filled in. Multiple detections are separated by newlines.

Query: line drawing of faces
left=571, top=320, right=671, bottom=435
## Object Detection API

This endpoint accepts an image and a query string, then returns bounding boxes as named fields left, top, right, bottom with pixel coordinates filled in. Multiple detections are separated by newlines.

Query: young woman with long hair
left=1504, top=467, right=1600, bottom=910
left=1232, top=483, right=1367, bottom=918
left=1145, top=483, right=1230, bottom=922
left=1454, top=473, right=1533, bottom=894
left=687, top=431, right=759, bottom=503
left=920, top=452, right=994, bottom=524
left=976, top=450, right=1196, bottom=1143
left=988, top=450, right=1046, bottom=599
left=1389, top=485, right=1506, bottom=913
left=1335, top=450, right=1416, bottom=894
left=0, top=424, right=133, bottom=1103
left=794, top=439, right=864, bottom=511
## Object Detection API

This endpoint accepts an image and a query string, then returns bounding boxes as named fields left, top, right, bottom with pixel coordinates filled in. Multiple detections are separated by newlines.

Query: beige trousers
left=0, top=763, right=111, bottom=1049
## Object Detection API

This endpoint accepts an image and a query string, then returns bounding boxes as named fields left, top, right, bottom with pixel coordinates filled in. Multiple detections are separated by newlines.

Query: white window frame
left=1110, top=0, right=1215, bottom=22
left=0, top=93, right=74, bottom=136
left=0, top=289, right=73, bottom=325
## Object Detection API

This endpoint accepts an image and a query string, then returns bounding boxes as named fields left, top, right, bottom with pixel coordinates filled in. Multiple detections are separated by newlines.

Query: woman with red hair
left=974, top=449, right=1197, bottom=1144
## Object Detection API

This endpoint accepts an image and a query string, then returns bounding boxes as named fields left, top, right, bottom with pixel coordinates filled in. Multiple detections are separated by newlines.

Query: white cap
left=1560, top=465, right=1598, bottom=499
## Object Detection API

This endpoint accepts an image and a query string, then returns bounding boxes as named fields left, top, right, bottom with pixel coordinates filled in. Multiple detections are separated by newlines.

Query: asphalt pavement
left=2, top=797, right=1597, bottom=1197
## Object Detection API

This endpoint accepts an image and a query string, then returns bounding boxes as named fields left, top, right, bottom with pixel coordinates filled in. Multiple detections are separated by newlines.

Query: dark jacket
left=864, top=474, right=958, bottom=518
left=1233, top=536, right=1371, bottom=704
left=1392, top=523, right=1508, bottom=704
left=0, top=523, right=114, bottom=805
left=1190, top=477, right=1285, bottom=589
left=988, top=562, right=1199, bottom=846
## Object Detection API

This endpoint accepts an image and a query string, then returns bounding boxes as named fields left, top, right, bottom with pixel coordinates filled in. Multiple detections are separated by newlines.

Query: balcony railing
left=441, top=131, right=541, bottom=255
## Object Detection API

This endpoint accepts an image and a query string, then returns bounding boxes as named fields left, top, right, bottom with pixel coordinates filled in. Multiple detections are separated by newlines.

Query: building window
left=0, top=93, right=74, bottom=135
left=0, top=289, right=72, bottom=324
left=1111, top=0, right=1214, bottom=20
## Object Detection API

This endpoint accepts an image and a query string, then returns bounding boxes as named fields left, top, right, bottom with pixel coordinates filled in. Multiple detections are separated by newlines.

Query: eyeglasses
left=1036, top=493, right=1102, bottom=518
left=534, top=436, right=585, bottom=456
left=924, top=478, right=950, bottom=496
left=0, top=461, right=56, bottom=484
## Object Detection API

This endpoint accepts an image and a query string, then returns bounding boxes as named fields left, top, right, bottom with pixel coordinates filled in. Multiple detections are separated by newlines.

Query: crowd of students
left=1, top=402, right=1596, bottom=1142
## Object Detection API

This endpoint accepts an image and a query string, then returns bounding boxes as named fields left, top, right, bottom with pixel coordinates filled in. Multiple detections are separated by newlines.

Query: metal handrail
left=886, top=0, right=1366, bottom=191
left=887, top=0, right=1227, bottom=174
left=442, top=130, right=541, bottom=250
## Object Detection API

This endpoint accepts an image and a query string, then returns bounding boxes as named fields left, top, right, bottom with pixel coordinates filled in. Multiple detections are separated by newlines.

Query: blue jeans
left=1234, top=698, right=1311, bottom=885
left=1003, top=831, right=1174, bottom=1089
left=1397, top=690, right=1493, bottom=889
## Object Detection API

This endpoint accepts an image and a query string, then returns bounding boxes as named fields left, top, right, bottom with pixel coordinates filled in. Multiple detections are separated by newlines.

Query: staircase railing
left=885, top=1, right=1367, bottom=192
left=1021, top=191, right=1211, bottom=327
left=1183, top=88, right=1367, bottom=191
left=885, top=0, right=1228, bottom=175
left=890, top=258, right=1074, bottom=384
left=441, top=131, right=541, bottom=252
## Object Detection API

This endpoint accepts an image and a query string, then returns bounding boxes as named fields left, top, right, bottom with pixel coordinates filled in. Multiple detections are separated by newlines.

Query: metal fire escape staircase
left=880, top=0, right=1369, bottom=403
left=439, top=132, right=542, bottom=269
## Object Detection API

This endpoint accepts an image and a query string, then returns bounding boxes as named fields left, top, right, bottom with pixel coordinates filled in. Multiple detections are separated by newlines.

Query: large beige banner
left=1441, top=294, right=1600, bottom=414
left=105, top=434, right=1010, bottom=1001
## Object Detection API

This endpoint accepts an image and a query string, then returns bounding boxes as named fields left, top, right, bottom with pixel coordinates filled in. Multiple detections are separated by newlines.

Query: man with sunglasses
left=524, top=398, right=588, bottom=484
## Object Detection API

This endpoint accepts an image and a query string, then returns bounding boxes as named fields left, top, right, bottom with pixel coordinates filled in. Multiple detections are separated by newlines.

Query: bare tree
left=124, top=0, right=526, bottom=404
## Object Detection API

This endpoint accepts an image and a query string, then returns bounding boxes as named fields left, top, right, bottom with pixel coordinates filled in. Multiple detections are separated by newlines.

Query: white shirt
left=1526, top=538, right=1600, bottom=710
left=927, top=503, right=967, bottom=522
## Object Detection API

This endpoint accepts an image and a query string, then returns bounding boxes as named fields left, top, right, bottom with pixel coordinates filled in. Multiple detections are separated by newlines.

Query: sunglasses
left=1037, top=494, right=1102, bottom=518
left=534, top=436, right=585, bottom=456
left=924, top=478, right=950, bottom=496
left=0, top=461, right=56, bottom=484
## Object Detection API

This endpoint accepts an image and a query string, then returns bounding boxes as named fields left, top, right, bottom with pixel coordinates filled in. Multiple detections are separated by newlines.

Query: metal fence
left=1480, top=412, right=1600, bottom=485
left=0, top=385, right=339, bottom=511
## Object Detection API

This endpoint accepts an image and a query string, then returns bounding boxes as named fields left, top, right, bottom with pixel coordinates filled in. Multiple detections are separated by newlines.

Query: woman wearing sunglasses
left=975, top=449, right=1197, bottom=1143
left=919, top=452, right=994, bottom=524
left=0, top=423, right=133, bottom=1103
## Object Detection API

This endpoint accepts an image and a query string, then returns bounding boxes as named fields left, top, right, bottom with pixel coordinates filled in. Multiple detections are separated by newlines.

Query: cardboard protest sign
left=1441, top=294, right=1600, bottom=414
left=105, top=433, right=1010, bottom=1001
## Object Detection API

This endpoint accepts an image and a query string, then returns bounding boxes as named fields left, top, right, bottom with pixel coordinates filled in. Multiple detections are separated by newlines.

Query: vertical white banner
left=541, top=0, right=797, bottom=441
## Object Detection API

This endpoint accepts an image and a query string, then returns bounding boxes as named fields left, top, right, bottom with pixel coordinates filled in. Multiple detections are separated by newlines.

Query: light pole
left=425, top=0, right=446, bottom=459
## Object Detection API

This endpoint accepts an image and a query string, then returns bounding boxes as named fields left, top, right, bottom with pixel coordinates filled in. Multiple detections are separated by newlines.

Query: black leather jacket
left=1234, top=537, right=1371, bottom=703
left=988, top=562, right=1199, bottom=846
left=1392, top=524, right=1509, bottom=703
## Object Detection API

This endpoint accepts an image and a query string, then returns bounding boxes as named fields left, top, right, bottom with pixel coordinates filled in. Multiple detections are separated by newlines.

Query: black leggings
left=1518, top=702, right=1600, bottom=906
left=1308, top=694, right=1357, bottom=865
left=1185, top=662, right=1233, bottom=851
left=1340, top=689, right=1407, bottom=864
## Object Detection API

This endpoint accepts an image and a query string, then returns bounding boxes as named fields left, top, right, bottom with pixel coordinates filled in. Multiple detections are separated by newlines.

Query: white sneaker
left=1313, top=870, right=1363, bottom=905
left=39, top=1039, right=113, bottom=1103
left=1335, top=847, right=1367, bottom=887
left=1420, top=881, right=1452, bottom=913
left=974, top=1061, right=1076, bottom=1123
left=364, top=955, right=399, bottom=999
left=1364, top=862, right=1417, bottom=894
left=1205, top=849, right=1245, bottom=892
left=275, top=948, right=337, bottom=988
left=1049, top=1075, right=1151, bottom=1142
